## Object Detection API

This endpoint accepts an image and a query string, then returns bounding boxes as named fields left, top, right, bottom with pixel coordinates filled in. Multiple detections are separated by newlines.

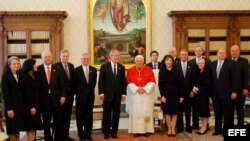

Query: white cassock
left=126, top=82, right=155, bottom=133
left=152, top=69, right=161, bottom=104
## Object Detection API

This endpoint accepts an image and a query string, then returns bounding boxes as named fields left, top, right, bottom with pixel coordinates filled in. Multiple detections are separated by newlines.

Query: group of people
left=148, top=45, right=248, bottom=137
left=1, top=44, right=249, bottom=141
left=2, top=50, right=74, bottom=141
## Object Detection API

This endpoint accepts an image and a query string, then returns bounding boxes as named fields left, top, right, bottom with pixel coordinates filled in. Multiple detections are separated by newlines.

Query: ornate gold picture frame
left=88, top=0, right=152, bottom=69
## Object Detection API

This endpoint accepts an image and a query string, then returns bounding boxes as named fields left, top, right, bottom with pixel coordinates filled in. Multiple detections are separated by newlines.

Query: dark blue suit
left=98, top=62, right=126, bottom=137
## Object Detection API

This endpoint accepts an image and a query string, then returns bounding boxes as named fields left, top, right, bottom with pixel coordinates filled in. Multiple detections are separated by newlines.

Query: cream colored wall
left=1, top=0, right=250, bottom=64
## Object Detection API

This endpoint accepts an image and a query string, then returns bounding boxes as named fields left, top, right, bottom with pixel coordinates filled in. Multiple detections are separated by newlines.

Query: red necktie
left=153, top=63, right=156, bottom=69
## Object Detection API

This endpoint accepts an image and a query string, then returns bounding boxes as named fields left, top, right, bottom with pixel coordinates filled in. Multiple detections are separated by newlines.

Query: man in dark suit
left=176, top=49, right=193, bottom=133
left=168, top=47, right=180, bottom=64
left=37, top=50, right=66, bottom=141
left=146, top=50, right=162, bottom=69
left=211, top=47, right=238, bottom=136
left=188, top=45, right=211, bottom=129
left=230, top=45, right=249, bottom=126
left=98, top=49, right=126, bottom=139
left=54, top=49, right=74, bottom=141
left=74, top=53, right=97, bottom=141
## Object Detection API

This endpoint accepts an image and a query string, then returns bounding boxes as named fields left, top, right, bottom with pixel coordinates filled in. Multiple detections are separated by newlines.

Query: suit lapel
left=40, top=65, right=49, bottom=86
left=186, top=63, right=191, bottom=78
left=80, top=66, right=88, bottom=83
left=89, top=66, right=93, bottom=84
left=108, top=63, right=115, bottom=80
left=50, top=65, right=56, bottom=84
left=219, top=60, right=226, bottom=77
left=117, top=64, right=121, bottom=77
left=69, top=64, right=73, bottom=79
left=178, top=62, right=185, bottom=79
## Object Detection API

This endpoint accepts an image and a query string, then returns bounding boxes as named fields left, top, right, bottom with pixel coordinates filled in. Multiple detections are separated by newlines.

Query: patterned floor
left=13, top=110, right=250, bottom=141
left=19, top=118, right=224, bottom=141
left=20, top=128, right=224, bottom=141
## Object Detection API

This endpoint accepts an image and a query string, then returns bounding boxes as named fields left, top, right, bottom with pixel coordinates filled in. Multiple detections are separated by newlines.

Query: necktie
left=114, top=64, right=117, bottom=78
left=85, top=66, right=89, bottom=83
left=182, top=63, right=186, bottom=78
left=216, top=60, right=222, bottom=79
left=46, top=66, right=51, bottom=84
left=64, top=63, right=70, bottom=79
left=153, top=63, right=156, bottom=69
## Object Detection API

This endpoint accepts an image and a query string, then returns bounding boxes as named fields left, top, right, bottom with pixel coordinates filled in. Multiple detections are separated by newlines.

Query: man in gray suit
left=211, top=47, right=238, bottom=136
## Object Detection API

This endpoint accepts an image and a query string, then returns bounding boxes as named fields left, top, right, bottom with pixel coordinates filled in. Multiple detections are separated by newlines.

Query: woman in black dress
left=159, top=55, right=184, bottom=136
left=22, top=58, right=43, bottom=141
left=191, top=58, right=211, bottom=135
left=1, top=56, right=24, bottom=141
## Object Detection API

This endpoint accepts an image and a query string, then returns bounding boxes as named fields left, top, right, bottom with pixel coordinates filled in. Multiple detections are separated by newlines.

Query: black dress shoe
left=192, top=125, right=199, bottom=130
left=111, top=134, right=118, bottom=139
left=143, top=133, right=150, bottom=137
left=212, top=131, right=222, bottom=136
left=186, top=128, right=192, bottom=133
left=171, top=134, right=176, bottom=137
left=133, top=134, right=140, bottom=137
left=177, top=128, right=184, bottom=133
left=104, top=135, right=110, bottom=139
left=64, top=136, right=75, bottom=141
left=85, top=137, right=93, bottom=141
left=196, top=129, right=208, bottom=135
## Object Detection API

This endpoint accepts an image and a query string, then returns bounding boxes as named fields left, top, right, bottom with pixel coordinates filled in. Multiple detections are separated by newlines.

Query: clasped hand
left=137, top=87, right=145, bottom=94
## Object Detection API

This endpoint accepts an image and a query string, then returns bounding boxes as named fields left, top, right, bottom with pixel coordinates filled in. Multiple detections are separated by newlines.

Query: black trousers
left=231, top=94, right=246, bottom=126
left=213, top=97, right=233, bottom=132
left=41, top=95, right=62, bottom=141
left=102, top=98, right=121, bottom=136
left=76, top=101, right=94, bottom=139
left=192, top=95, right=199, bottom=127
left=177, top=97, right=192, bottom=129
left=61, top=94, right=74, bottom=137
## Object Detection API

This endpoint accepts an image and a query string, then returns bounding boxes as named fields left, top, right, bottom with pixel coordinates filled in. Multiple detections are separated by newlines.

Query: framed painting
left=88, top=0, right=152, bottom=69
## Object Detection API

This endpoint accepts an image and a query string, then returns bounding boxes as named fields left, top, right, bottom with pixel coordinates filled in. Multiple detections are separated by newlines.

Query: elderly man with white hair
left=126, top=55, right=156, bottom=137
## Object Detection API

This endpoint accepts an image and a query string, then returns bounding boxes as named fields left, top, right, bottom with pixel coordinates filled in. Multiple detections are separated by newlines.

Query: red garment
left=126, top=65, right=155, bottom=87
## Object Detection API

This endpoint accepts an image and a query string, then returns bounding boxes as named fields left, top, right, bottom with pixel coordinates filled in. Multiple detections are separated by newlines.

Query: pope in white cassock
left=126, top=55, right=155, bottom=137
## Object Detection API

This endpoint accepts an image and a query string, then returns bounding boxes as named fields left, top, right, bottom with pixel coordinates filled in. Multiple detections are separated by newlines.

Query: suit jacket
left=189, top=57, right=212, bottom=71
left=174, top=57, right=181, bottom=64
left=189, top=57, right=212, bottom=94
left=2, top=69, right=24, bottom=113
left=193, top=67, right=212, bottom=96
left=175, top=61, right=192, bottom=97
left=234, top=57, right=249, bottom=93
left=37, top=64, right=66, bottom=107
left=146, top=62, right=162, bottom=69
left=23, top=72, right=40, bottom=110
left=211, top=59, right=238, bottom=100
left=54, top=62, right=74, bottom=98
left=74, top=65, right=97, bottom=105
left=2, top=69, right=25, bottom=132
left=98, top=62, right=126, bottom=102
